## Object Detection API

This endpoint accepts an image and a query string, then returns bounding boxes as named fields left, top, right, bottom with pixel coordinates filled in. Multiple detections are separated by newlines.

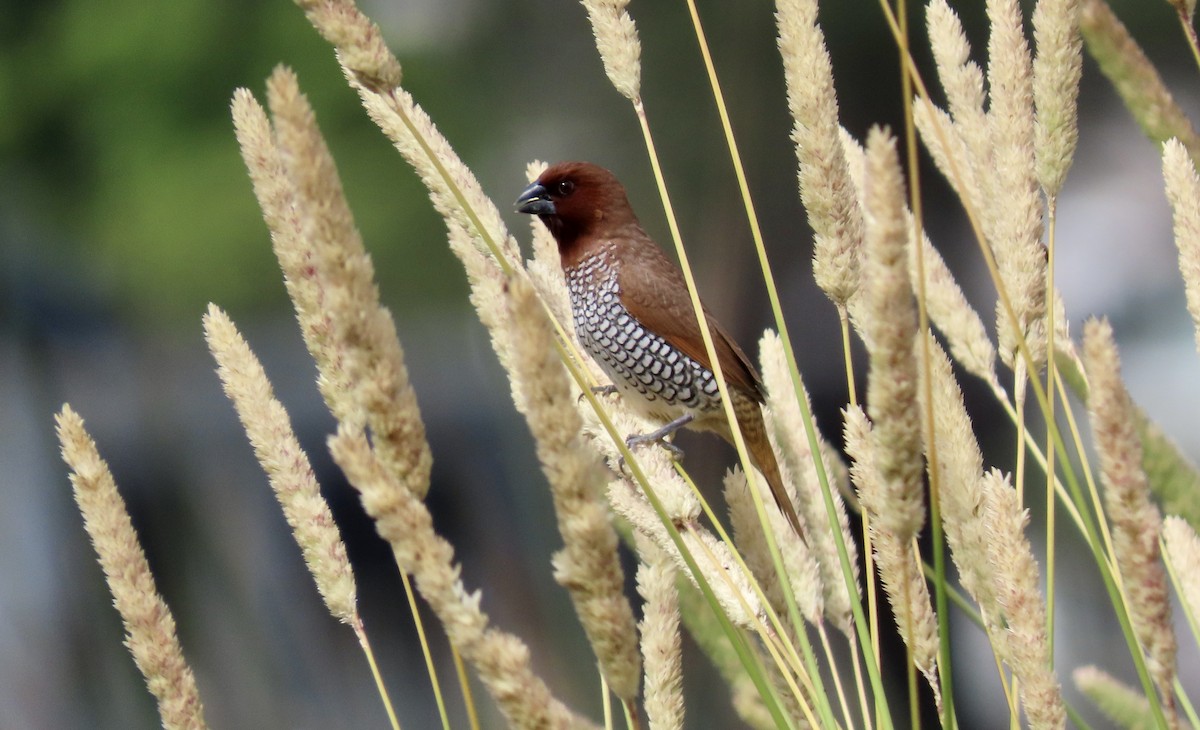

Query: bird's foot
left=617, top=413, right=694, bottom=472
left=624, top=432, right=685, bottom=461
left=579, top=383, right=619, bottom=404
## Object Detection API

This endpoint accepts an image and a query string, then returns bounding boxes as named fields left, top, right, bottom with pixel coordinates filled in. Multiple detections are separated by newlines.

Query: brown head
left=514, top=161, right=640, bottom=264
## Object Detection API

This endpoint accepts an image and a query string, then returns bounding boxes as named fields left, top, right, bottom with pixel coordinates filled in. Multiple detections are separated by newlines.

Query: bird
left=514, top=161, right=803, bottom=538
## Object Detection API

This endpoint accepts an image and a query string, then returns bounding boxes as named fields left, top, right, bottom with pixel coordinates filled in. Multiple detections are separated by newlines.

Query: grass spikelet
left=56, top=406, right=208, bottom=730
left=775, top=0, right=864, bottom=308
left=987, top=0, right=1048, bottom=369
left=262, top=67, right=434, bottom=498
left=1162, top=516, right=1200, bottom=641
left=636, top=536, right=684, bottom=730
left=861, top=126, right=925, bottom=541
left=1074, top=666, right=1155, bottom=730
left=842, top=127, right=999, bottom=387
left=759, top=330, right=858, bottom=633
left=922, top=338, right=997, bottom=627
left=609, top=476, right=762, bottom=629
left=981, top=470, right=1065, bottom=729
left=1083, top=318, right=1178, bottom=723
left=580, top=0, right=642, bottom=102
left=925, top=0, right=993, bottom=222
left=203, top=305, right=358, bottom=626
left=1080, top=0, right=1200, bottom=162
left=504, top=276, right=641, bottom=702
left=1162, top=138, right=1200, bottom=357
left=1032, top=0, right=1082, bottom=197
left=843, top=405, right=940, bottom=697
left=724, top=467, right=824, bottom=627
left=230, top=85, right=353, bottom=418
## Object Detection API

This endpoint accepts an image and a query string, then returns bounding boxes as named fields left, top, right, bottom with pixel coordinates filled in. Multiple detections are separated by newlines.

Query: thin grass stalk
left=628, top=98, right=833, bottom=726
left=814, top=622, right=854, bottom=728
left=601, top=675, right=613, bottom=730
left=895, top=0, right=955, bottom=722
left=1174, top=680, right=1200, bottom=730
left=1015, top=377, right=1029, bottom=509
left=773, top=0, right=898, bottom=718
left=672, top=465, right=811, bottom=685
left=862, top=511, right=882, bottom=724
left=401, top=570, right=451, bottom=730
left=683, top=527, right=820, bottom=728
left=449, top=645, right=482, bottom=730
left=1043, top=201, right=1059, bottom=662
left=353, top=621, right=403, bottom=730
left=683, top=521, right=818, bottom=720
left=679, top=9, right=863, bottom=697
left=1178, top=9, right=1200, bottom=71
left=621, top=696, right=638, bottom=730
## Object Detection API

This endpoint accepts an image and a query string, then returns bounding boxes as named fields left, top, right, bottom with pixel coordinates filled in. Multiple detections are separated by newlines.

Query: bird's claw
left=579, top=383, right=618, bottom=404
left=617, top=432, right=685, bottom=473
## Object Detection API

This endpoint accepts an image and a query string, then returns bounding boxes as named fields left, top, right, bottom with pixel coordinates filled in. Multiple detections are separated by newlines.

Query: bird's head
left=514, top=161, right=638, bottom=260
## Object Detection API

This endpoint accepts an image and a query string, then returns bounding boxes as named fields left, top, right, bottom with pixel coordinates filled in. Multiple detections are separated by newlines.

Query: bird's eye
left=555, top=180, right=575, bottom=197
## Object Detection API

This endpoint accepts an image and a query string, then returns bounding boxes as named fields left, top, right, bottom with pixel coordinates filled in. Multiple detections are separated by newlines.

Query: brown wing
left=615, top=231, right=765, bottom=402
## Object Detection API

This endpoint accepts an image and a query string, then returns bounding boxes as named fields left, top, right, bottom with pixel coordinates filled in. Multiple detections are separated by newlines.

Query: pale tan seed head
left=1033, top=0, right=1083, bottom=197
left=777, top=0, right=864, bottom=308
left=581, top=0, right=642, bottom=101
left=204, top=306, right=358, bottom=626
left=1084, top=318, right=1178, bottom=720
left=1162, top=138, right=1200, bottom=357
left=57, top=406, right=208, bottom=730
left=862, top=127, right=925, bottom=541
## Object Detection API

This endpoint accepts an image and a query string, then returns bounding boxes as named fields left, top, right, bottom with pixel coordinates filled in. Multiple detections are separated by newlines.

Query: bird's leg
left=619, top=413, right=694, bottom=472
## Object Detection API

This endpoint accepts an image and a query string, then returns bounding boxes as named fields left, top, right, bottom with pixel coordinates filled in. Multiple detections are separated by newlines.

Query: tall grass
left=56, top=0, right=1200, bottom=727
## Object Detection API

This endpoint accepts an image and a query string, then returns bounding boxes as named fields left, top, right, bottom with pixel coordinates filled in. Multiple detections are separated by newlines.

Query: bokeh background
left=2, top=0, right=1198, bottom=727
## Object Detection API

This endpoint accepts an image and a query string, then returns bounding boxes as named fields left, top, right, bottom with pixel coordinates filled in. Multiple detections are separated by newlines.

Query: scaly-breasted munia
left=515, top=161, right=803, bottom=537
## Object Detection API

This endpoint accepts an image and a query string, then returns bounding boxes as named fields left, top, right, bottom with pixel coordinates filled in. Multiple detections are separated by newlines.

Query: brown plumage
left=515, top=161, right=803, bottom=538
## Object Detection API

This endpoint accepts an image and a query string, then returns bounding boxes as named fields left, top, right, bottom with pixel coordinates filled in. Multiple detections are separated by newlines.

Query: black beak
left=514, top=181, right=555, bottom=215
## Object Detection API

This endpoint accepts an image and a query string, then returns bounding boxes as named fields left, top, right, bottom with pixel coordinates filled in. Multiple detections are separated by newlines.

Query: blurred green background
left=2, top=0, right=1197, bottom=728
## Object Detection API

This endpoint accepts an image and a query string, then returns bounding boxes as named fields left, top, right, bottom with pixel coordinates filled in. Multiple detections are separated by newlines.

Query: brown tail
left=730, top=392, right=805, bottom=539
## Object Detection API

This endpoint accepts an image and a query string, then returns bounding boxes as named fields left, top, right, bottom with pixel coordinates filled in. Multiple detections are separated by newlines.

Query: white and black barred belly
left=565, top=247, right=721, bottom=412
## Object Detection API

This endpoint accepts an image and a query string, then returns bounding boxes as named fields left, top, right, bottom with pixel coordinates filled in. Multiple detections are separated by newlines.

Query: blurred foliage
left=0, top=0, right=471, bottom=327
left=0, top=0, right=1182, bottom=330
